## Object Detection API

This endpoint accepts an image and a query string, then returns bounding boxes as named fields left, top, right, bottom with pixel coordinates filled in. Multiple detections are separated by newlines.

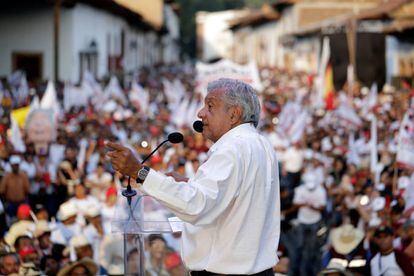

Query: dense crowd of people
left=0, top=63, right=414, bottom=275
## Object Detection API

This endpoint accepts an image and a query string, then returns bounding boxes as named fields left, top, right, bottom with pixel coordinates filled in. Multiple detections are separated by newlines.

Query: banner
left=196, top=59, right=262, bottom=95
left=25, top=109, right=56, bottom=145
left=396, top=109, right=414, bottom=169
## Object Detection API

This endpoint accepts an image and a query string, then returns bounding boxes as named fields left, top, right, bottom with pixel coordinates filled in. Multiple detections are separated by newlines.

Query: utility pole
left=54, top=0, right=61, bottom=82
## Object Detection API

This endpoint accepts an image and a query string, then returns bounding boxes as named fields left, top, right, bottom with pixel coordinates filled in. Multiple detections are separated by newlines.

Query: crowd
left=0, top=63, right=414, bottom=276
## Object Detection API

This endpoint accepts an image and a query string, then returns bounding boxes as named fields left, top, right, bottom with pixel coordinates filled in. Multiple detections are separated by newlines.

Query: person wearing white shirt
left=292, top=175, right=327, bottom=276
left=107, top=78, right=280, bottom=275
left=283, top=143, right=304, bottom=189
left=370, top=225, right=414, bottom=276
left=69, top=183, right=100, bottom=226
left=85, top=163, right=113, bottom=202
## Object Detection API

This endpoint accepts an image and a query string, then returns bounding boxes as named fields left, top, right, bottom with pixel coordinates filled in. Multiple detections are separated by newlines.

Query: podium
left=111, top=191, right=183, bottom=275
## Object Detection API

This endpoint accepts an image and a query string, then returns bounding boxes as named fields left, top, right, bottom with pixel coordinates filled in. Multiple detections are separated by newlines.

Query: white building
left=196, top=9, right=249, bottom=62
left=0, top=0, right=180, bottom=83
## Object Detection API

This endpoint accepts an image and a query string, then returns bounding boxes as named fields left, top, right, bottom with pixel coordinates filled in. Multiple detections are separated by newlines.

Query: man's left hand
left=106, top=141, right=142, bottom=178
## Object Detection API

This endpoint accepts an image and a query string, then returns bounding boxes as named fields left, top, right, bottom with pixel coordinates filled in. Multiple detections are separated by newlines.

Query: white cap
left=10, top=155, right=21, bottom=165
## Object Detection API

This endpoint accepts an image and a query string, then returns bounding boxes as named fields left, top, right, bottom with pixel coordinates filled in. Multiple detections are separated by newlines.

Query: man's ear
left=230, top=106, right=243, bottom=124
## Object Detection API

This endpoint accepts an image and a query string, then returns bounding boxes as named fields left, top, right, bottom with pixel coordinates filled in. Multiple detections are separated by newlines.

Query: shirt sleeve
left=141, top=146, right=242, bottom=225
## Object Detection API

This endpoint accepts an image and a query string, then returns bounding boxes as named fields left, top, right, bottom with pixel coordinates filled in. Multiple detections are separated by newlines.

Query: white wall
left=292, top=36, right=320, bottom=73
left=0, top=3, right=165, bottom=83
left=197, top=10, right=245, bottom=62
left=69, top=3, right=128, bottom=82
left=386, top=35, right=414, bottom=84
left=275, top=7, right=297, bottom=68
left=162, top=4, right=180, bottom=63
left=0, top=6, right=54, bottom=80
left=59, top=8, right=75, bottom=82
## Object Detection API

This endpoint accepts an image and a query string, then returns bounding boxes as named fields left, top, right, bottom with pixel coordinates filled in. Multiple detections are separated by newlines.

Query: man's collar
left=208, top=123, right=256, bottom=154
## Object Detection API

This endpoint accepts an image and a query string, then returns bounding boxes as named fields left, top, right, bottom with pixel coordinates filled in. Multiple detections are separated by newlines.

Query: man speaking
left=107, top=78, right=280, bottom=275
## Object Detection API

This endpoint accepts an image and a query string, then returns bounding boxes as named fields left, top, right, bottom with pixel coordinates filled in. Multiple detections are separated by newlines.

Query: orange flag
left=324, top=64, right=335, bottom=110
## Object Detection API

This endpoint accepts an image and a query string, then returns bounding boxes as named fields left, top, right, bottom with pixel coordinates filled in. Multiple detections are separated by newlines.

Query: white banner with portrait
left=196, top=59, right=263, bottom=95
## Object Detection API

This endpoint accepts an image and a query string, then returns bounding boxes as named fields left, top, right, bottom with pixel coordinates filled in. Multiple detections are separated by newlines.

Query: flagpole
left=54, top=0, right=61, bottom=82
left=346, top=18, right=357, bottom=98
left=392, top=163, right=398, bottom=196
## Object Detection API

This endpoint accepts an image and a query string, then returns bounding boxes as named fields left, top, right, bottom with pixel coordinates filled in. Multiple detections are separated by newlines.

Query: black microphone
left=193, top=120, right=204, bottom=133
left=122, top=132, right=184, bottom=205
left=141, top=132, right=183, bottom=164
left=167, top=132, right=184, bottom=144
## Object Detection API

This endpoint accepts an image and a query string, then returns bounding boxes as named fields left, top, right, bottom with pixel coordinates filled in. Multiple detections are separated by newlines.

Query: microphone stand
left=120, top=134, right=182, bottom=275
left=122, top=139, right=169, bottom=205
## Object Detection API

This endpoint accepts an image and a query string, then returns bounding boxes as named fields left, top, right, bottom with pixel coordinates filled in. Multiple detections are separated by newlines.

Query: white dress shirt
left=370, top=252, right=404, bottom=276
left=293, top=184, right=327, bottom=225
left=140, top=123, right=280, bottom=274
left=283, top=146, right=304, bottom=173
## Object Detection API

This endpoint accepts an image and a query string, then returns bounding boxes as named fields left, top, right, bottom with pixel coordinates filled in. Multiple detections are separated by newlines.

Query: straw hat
left=57, top=201, right=77, bottom=221
left=107, top=264, right=124, bottom=275
left=86, top=206, right=101, bottom=218
left=70, top=235, right=90, bottom=248
left=331, top=224, right=364, bottom=255
left=18, top=262, right=42, bottom=276
left=4, top=221, right=34, bottom=247
left=57, top=258, right=98, bottom=276
left=63, top=234, right=91, bottom=260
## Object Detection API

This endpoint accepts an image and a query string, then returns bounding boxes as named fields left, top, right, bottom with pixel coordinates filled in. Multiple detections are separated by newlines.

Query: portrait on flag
left=25, top=109, right=56, bottom=152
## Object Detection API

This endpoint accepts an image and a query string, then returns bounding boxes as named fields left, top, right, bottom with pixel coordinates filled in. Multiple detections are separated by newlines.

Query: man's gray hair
left=207, top=78, right=261, bottom=127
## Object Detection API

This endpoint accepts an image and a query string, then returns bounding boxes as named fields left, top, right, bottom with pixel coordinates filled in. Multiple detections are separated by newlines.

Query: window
left=79, top=41, right=98, bottom=80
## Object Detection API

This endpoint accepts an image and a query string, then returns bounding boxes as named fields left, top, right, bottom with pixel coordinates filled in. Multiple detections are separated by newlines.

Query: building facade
left=0, top=0, right=180, bottom=83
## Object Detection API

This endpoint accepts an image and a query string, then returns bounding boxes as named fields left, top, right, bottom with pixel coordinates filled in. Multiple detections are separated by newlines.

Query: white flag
left=361, top=83, right=378, bottom=118
left=10, top=116, right=26, bottom=153
left=370, top=115, right=379, bottom=184
left=396, top=109, right=414, bottom=169
left=30, top=95, right=40, bottom=110
left=288, top=110, right=309, bottom=144
left=172, top=96, right=190, bottom=127
left=335, top=100, right=362, bottom=130
left=8, top=71, right=29, bottom=107
left=347, top=132, right=361, bottom=166
left=129, top=81, right=149, bottom=114
left=163, top=78, right=183, bottom=108
left=40, top=81, right=61, bottom=121
left=104, top=76, right=127, bottom=105
left=186, top=98, right=202, bottom=127
left=63, top=84, right=88, bottom=111
left=82, top=71, right=104, bottom=108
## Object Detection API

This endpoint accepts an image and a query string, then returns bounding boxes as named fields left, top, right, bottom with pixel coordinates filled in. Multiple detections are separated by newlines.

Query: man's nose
left=197, top=107, right=205, bottom=119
